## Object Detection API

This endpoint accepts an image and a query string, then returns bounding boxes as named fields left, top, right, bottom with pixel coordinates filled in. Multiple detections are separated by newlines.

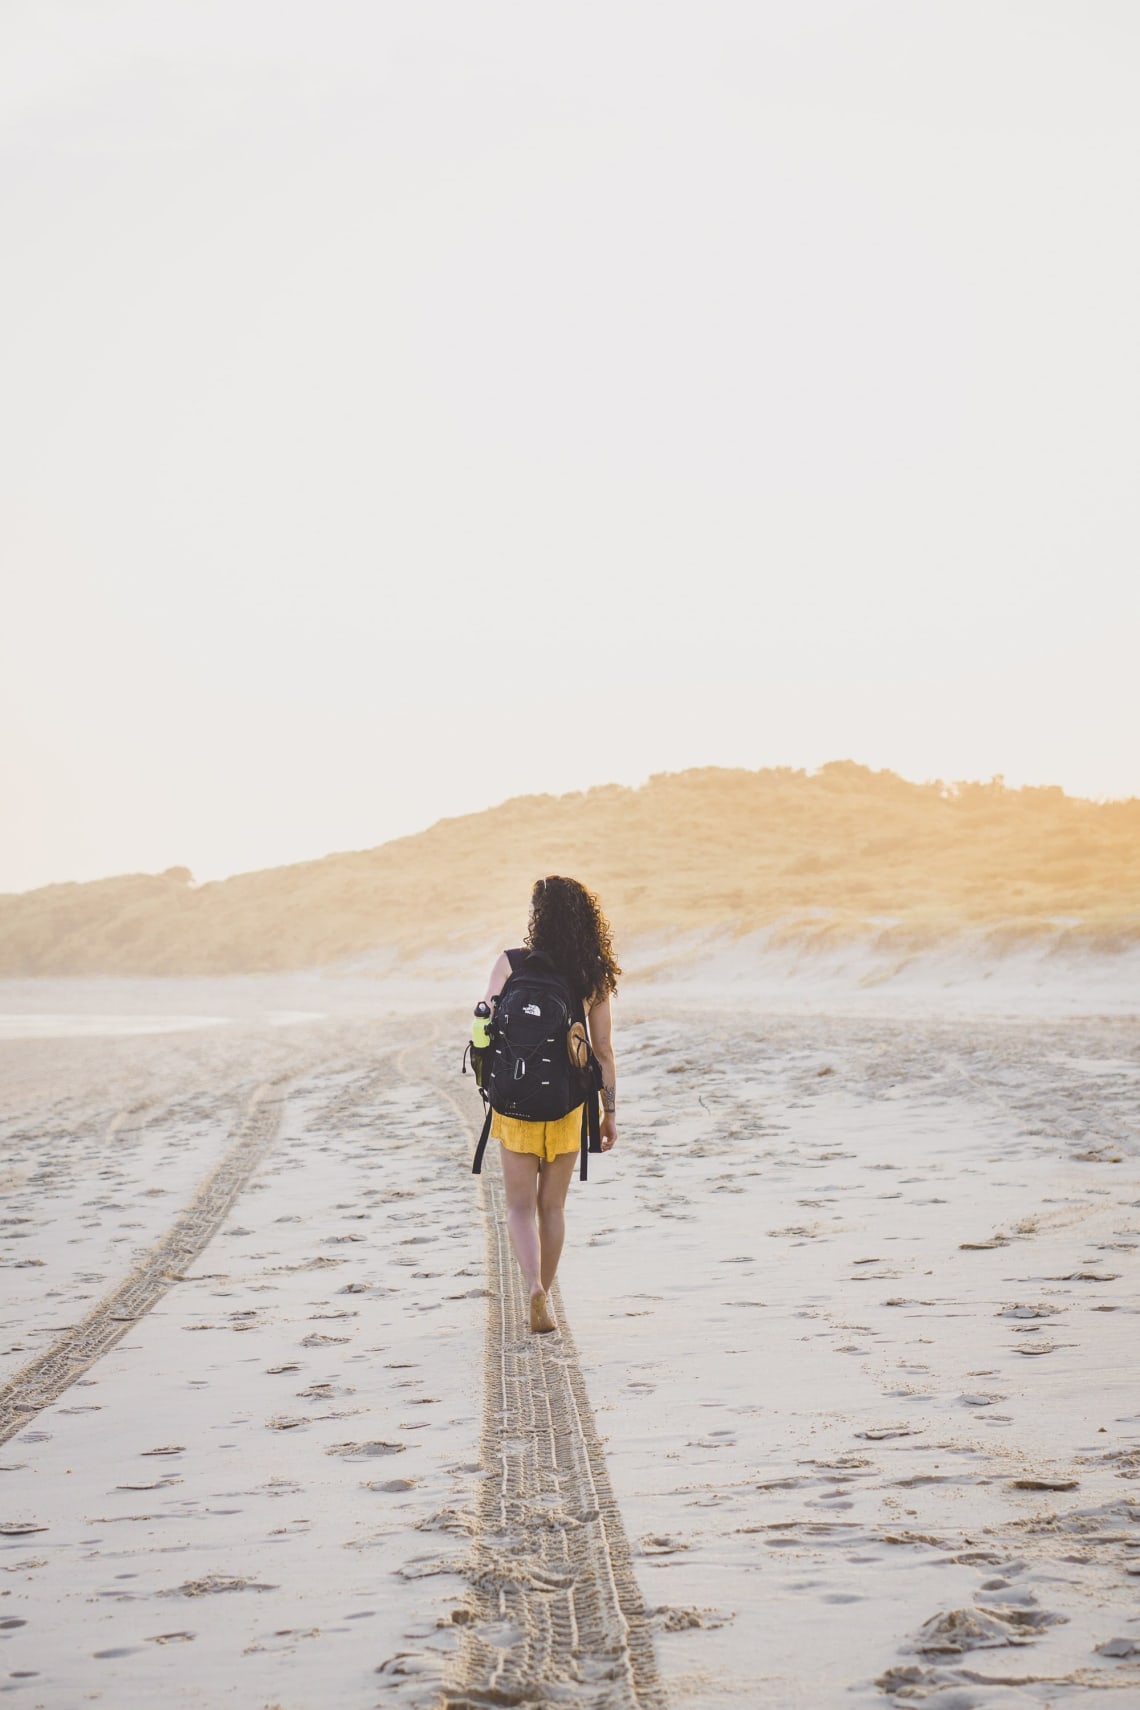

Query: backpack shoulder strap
left=579, top=1052, right=602, bottom=1179
left=471, top=1100, right=494, bottom=1175
left=504, top=946, right=530, bottom=975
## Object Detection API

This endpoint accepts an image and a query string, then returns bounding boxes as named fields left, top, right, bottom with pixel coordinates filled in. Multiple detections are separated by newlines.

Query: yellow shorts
left=491, top=1103, right=585, bottom=1164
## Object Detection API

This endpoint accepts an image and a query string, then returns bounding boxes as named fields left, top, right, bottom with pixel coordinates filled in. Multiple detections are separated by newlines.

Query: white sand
left=1, top=1015, right=484, bottom=1706
left=563, top=1006, right=1140, bottom=1706
left=1, top=960, right=1138, bottom=1707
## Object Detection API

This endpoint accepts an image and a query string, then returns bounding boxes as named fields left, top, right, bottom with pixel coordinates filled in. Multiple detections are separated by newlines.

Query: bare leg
left=498, top=1146, right=542, bottom=1297
left=537, top=1151, right=578, bottom=1292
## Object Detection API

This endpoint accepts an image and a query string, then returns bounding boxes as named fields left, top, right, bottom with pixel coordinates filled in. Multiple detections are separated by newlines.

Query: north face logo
left=523, top=1003, right=542, bottom=1016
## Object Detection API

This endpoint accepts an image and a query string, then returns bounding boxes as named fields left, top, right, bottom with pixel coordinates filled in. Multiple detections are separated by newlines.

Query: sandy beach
left=1, top=958, right=1138, bottom=1708
left=7, top=0, right=1140, bottom=1695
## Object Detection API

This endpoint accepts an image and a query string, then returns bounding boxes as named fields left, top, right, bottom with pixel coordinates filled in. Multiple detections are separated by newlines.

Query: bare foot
left=529, top=1288, right=556, bottom=1334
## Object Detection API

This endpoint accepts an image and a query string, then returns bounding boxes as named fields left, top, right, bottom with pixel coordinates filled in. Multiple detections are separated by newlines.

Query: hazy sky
left=4, top=2, right=1138, bottom=894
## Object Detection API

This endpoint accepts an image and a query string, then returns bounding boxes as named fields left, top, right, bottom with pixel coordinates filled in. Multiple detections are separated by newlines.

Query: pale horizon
left=4, top=2, right=1138, bottom=895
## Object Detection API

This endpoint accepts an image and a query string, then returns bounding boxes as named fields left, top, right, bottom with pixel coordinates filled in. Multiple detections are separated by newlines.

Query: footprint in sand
left=326, top=1441, right=407, bottom=1459
left=163, top=1575, right=278, bottom=1597
left=856, top=1426, right=922, bottom=1442
left=1047, top=1269, right=1120, bottom=1283
left=650, top=1605, right=732, bottom=1631
left=910, top=1603, right=1067, bottom=1655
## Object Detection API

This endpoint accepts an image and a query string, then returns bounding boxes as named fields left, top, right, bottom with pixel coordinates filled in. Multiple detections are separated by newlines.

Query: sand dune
left=3, top=763, right=1139, bottom=976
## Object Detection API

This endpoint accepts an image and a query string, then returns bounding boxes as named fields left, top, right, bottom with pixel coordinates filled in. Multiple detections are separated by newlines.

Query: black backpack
left=466, top=948, right=602, bottom=1180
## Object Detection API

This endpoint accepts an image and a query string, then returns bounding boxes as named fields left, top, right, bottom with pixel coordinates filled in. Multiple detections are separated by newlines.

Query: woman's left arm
left=482, top=951, right=512, bottom=1009
left=586, top=994, right=617, bottom=1152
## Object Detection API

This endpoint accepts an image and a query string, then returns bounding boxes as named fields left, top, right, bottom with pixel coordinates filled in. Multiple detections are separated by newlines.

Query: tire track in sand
left=406, top=1047, right=666, bottom=1710
left=0, top=1081, right=285, bottom=1444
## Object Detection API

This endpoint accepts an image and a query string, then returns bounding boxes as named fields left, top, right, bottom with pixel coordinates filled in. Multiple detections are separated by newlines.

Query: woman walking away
left=478, top=876, right=619, bottom=1334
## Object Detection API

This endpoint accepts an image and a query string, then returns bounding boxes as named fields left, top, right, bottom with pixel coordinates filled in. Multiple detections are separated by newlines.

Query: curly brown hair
left=525, top=875, right=621, bottom=1005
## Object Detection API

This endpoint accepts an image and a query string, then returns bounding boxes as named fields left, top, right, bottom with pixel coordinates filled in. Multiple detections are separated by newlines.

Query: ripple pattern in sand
left=0, top=1083, right=284, bottom=1443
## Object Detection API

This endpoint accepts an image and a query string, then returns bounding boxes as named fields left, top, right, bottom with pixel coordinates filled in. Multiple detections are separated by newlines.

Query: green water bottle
left=472, top=1002, right=492, bottom=1049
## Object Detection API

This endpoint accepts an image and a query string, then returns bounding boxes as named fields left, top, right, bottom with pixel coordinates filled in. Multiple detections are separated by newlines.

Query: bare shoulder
left=585, top=989, right=613, bottom=1040
left=483, top=950, right=513, bottom=1005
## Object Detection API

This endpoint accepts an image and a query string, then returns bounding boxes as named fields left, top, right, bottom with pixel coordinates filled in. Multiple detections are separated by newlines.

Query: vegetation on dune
left=2, top=762, right=1138, bottom=976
